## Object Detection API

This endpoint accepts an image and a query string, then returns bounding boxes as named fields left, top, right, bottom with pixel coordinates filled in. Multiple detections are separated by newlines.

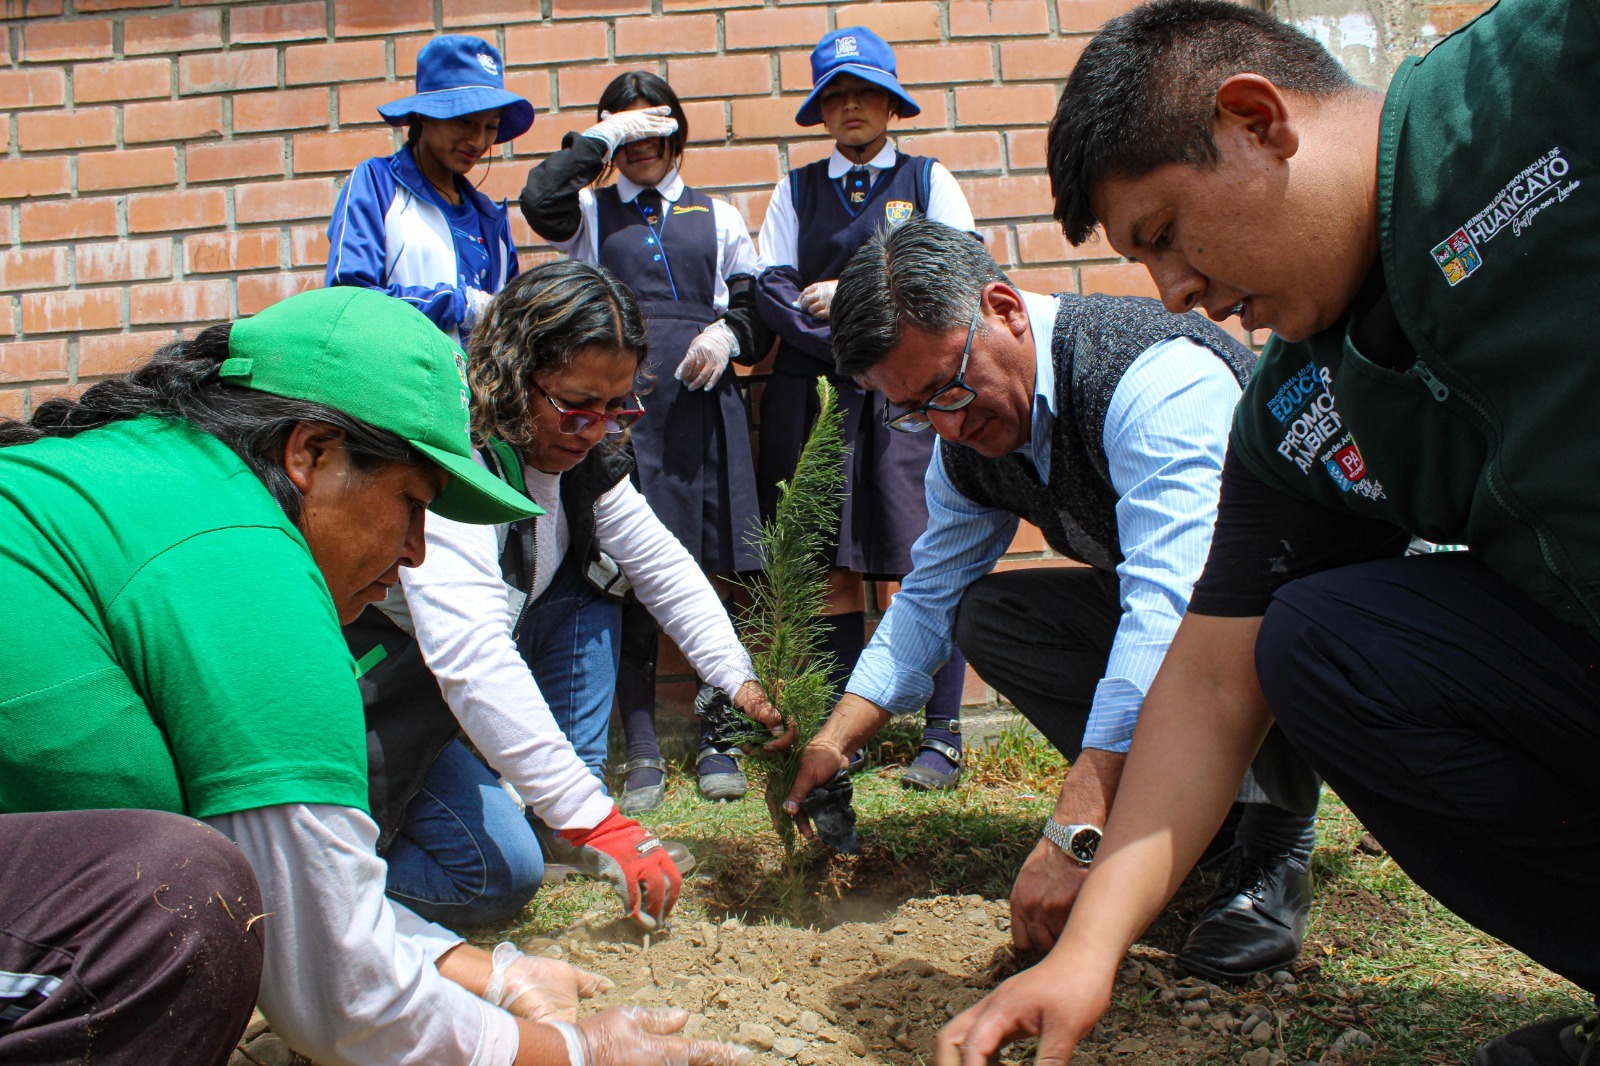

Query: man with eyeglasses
left=779, top=219, right=1322, bottom=982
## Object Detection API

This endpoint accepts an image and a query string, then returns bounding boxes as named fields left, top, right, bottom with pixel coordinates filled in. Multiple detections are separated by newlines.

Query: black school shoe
left=1177, top=803, right=1315, bottom=982
left=1476, top=1014, right=1600, bottom=1065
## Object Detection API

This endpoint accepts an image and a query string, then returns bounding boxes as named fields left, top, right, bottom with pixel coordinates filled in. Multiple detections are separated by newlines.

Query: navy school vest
left=595, top=185, right=718, bottom=320
left=791, top=153, right=934, bottom=289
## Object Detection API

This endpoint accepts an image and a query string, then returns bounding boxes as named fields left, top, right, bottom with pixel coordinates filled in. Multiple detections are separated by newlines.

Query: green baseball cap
left=221, top=286, right=541, bottom=525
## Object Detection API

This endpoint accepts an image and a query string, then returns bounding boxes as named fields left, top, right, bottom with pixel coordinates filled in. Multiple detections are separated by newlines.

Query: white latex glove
left=674, top=320, right=738, bottom=391
left=482, top=942, right=614, bottom=1024
left=581, top=106, right=679, bottom=158
left=798, top=280, right=837, bottom=321
left=462, top=286, right=494, bottom=330
left=553, top=1007, right=753, bottom=1066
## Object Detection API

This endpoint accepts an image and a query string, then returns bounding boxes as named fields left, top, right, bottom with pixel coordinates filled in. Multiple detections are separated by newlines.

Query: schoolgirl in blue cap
left=326, top=35, right=534, bottom=344
left=519, top=72, right=775, bottom=810
left=755, top=26, right=978, bottom=791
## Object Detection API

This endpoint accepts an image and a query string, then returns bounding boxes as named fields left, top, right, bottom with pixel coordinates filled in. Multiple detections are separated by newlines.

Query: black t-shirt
left=1189, top=264, right=1415, bottom=617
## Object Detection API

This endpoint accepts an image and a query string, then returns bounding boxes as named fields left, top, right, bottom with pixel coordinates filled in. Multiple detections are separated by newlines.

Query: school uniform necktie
left=635, top=189, right=666, bottom=261
left=843, top=166, right=871, bottom=210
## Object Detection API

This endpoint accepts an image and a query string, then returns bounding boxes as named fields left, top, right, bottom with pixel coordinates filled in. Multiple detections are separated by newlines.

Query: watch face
left=1069, top=826, right=1101, bottom=864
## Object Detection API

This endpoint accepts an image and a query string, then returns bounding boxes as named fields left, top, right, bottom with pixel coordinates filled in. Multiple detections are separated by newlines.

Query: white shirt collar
left=617, top=167, right=684, bottom=204
left=826, top=142, right=897, bottom=180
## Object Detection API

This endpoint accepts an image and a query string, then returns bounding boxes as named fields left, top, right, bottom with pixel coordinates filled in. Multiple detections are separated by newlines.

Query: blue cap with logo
left=378, top=35, right=535, bottom=144
left=794, top=26, right=920, bottom=128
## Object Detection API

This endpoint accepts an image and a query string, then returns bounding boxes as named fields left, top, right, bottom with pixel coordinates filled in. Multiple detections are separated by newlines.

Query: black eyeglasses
left=533, top=380, right=645, bottom=436
left=882, top=311, right=981, bottom=433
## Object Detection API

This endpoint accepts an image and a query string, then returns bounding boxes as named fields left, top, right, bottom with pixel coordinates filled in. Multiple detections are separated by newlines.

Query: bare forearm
left=1051, top=748, right=1125, bottom=825
left=1049, top=615, right=1273, bottom=967
left=813, top=694, right=891, bottom=756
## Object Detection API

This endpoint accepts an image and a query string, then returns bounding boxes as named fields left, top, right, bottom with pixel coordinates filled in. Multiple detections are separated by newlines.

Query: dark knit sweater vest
left=942, top=294, right=1256, bottom=572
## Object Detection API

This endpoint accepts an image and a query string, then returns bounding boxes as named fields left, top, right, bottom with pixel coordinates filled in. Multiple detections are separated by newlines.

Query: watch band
left=1041, top=818, right=1103, bottom=865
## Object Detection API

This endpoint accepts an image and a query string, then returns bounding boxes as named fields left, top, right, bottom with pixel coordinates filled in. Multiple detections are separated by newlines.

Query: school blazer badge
left=884, top=200, right=914, bottom=226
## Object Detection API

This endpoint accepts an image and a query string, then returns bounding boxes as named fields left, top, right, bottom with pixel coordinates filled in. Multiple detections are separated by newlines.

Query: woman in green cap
left=0, top=286, right=749, bottom=1066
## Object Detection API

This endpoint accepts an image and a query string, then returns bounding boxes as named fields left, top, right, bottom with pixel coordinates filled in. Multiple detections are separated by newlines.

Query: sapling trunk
left=734, top=379, right=849, bottom=860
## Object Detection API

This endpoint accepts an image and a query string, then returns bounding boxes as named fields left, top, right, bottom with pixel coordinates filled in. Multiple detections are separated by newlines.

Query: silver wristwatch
left=1041, top=818, right=1103, bottom=866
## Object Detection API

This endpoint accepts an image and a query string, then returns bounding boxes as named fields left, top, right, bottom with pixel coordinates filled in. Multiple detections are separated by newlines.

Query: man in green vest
left=938, top=0, right=1600, bottom=1063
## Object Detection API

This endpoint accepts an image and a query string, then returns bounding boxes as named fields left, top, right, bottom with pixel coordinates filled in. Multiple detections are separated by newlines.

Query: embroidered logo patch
left=835, top=35, right=859, bottom=58
left=884, top=200, right=913, bottom=226
left=454, top=351, right=470, bottom=411
left=1431, top=228, right=1482, bottom=287
left=1270, top=362, right=1386, bottom=501
left=477, top=53, right=499, bottom=76
left=671, top=204, right=710, bottom=215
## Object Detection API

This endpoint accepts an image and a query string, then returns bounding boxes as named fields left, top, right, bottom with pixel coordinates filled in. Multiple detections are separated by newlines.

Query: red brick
left=237, top=271, right=321, bottom=315
left=680, top=145, right=781, bottom=187
left=778, top=50, right=813, bottom=92
left=0, top=0, right=61, bottom=17
left=503, top=22, right=610, bottom=65
left=337, top=81, right=408, bottom=127
left=126, top=188, right=228, bottom=233
left=76, top=238, right=173, bottom=284
left=0, top=69, right=65, bottom=110
left=0, top=338, right=69, bottom=383
left=393, top=34, right=432, bottom=77
left=0, top=115, right=10, bottom=154
left=730, top=97, right=812, bottom=140
left=444, top=0, right=543, bottom=25
left=178, top=49, right=278, bottom=95
left=292, top=128, right=396, bottom=175
left=75, top=0, right=170, bottom=9
left=235, top=178, right=336, bottom=224
left=187, top=138, right=286, bottom=183
left=785, top=137, right=835, bottom=168
left=78, top=146, right=178, bottom=192
left=1017, top=221, right=1114, bottom=262
left=665, top=0, right=759, bottom=10
left=1008, top=265, right=1078, bottom=293
left=289, top=225, right=330, bottom=266
left=0, top=247, right=68, bottom=292
left=0, top=157, right=71, bottom=200
left=1000, top=38, right=1088, bottom=80
left=230, top=2, right=327, bottom=44
left=954, top=84, right=1060, bottom=126
left=896, top=42, right=995, bottom=85
left=73, top=58, right=171, bottom=103
left=832, top=3, right=943, bottom=42
left=976, top=225, right=1014, bottom=264
left=1057, top=0, right=1138, bottom=32
left=615, top=14, right=717, bottom=56
left=286, top=40, right=387, bottom=86
left=131, top=280, right=230, bottom=325
left=78, top=332, right=171, bottom=378
left=21, top=289, right=121, bottom=335
left=18, top=108, right=116, bottom=152
left=1427, top=3, right=1492, bottom=33
left=725, top=6, right=828, bottom=49
left=1006, top=128, right=1047, bottom=170
left=682, top=100, right=726, bottom=143
left=28, top=383, right=90, bottom=408
left=890, top=93, right=948, bottom=132
left=501, top=71, right=554, bottom=111
left=665, top=55, right=772, bottom=100
left=0, top=389, right=24, bottom=419
left=474, top=167, right=526, bottom=203
left=233, top=87, right=330, bottom=134
left=20, top=198, right=118, bottom=242
left=185, top=230, right=280, bottom=274
left=550, top=0, right=649, bottom=17
left=516, top=111, right=593, bottom=156
left=559, top=65, right=639, bottom=111
left=124, top=10, right=223, bottom=55
left=1079, top=262, right=1160, bottom=299
left=23, top=20, right=113, bottom=62
left=900, top=131, right=1004, bottom=173
left=949, top=0, right=1050, bottom=36
left=124, top=97, right=224, bottom=144
left=961, top=174, right=1053, bottom=221
left=333, top=0, right=434, bottom=36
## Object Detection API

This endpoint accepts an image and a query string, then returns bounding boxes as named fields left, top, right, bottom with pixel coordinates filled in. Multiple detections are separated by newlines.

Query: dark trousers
left=0, top=809, right=264, bottom=1065
left=956, top=566, right=1321, bottom=816
left=1258, top=551, right=1600, bottom=994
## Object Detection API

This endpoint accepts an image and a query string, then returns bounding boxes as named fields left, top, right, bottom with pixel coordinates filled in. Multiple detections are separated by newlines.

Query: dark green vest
left=1232, top=0, right=1600, bottom=638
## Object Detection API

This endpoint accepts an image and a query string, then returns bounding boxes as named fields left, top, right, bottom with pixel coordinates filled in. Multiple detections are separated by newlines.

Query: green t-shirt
left=0, top=415, right=369, bottom=817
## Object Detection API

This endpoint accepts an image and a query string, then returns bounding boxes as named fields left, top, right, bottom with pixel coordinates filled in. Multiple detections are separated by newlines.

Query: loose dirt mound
left=544, top=896, right=1245, bottom=1065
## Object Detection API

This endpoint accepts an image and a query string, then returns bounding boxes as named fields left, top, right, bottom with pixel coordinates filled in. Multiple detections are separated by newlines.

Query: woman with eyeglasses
left=348, top=261, right=780, bottom=932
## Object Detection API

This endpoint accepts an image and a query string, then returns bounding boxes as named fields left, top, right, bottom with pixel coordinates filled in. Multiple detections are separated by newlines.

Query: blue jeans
left=384, top=565, right=622, bottom=925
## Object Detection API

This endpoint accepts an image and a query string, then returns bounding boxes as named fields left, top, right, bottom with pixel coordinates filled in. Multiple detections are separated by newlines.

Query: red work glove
left=558, top=807, right=681, bottom=930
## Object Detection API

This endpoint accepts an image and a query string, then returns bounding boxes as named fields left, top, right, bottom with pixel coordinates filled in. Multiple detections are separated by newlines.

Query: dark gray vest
left=942, top=294, right=1255, bottom=571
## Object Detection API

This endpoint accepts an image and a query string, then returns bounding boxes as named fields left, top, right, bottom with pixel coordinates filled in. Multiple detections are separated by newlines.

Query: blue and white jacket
left=325, top=145, right=519, bottom=343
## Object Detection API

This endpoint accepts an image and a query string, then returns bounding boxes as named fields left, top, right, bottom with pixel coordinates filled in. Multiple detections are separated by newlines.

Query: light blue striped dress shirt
left=845, top=290, right=1242, bottom=753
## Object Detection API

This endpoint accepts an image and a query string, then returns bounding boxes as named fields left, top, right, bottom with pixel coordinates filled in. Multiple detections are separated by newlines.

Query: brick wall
left=0, top=0, right=1286, bottom=718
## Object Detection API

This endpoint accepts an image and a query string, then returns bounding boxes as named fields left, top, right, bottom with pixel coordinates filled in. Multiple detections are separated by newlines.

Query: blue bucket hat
left=378, top=35, right=534, bottom=144
left=794, top=27, right=920, bottom=128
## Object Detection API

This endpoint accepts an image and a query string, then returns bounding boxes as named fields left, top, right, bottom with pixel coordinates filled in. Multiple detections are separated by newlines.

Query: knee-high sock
left=616, top=658, right=663, bottom=789
left=914, top=649, right=967, bottom=771
left=818, top=611, right=866, bottom=703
